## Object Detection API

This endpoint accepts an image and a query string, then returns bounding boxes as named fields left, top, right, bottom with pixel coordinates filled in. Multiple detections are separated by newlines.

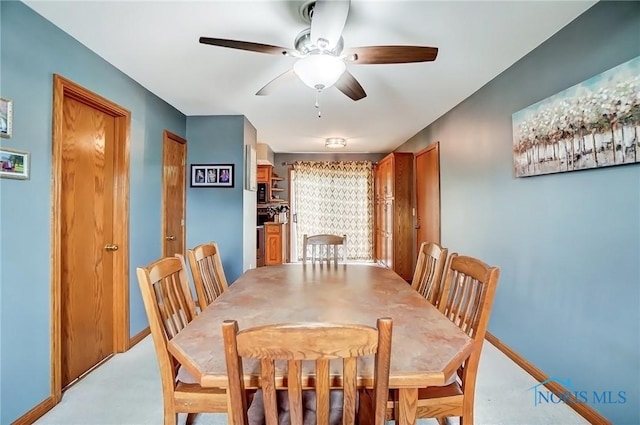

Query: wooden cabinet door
left=265, top=224, right=282, bottom=265
left=257, top=165, right=271, bottom=183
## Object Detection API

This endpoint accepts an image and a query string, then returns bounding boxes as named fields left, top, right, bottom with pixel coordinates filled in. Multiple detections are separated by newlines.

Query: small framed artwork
left=190, top=163, right=234, bottom=188
left=0, top=98, right=13, bottom=139
left=245, top=145, right=257, bottom=191
left=0, top=147, right=29, bottom=180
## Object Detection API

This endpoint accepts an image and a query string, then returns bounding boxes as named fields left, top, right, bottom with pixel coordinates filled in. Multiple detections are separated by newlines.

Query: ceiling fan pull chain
left=315, top=90, right=322, bottom=118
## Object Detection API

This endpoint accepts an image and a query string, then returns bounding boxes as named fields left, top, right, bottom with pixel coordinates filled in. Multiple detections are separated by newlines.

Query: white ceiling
left=24, top=0, right=596, bottom=153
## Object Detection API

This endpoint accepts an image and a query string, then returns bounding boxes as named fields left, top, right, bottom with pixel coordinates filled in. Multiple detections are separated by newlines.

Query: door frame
left=50, top=74, right=131, bottom=402
left=287, top=166, right=294, bottom=262
left=161, top=130, right=187, bottom=257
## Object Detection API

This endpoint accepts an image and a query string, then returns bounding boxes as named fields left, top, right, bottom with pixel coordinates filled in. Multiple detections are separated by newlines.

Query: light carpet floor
left=35, top=336, right=588, bottom=425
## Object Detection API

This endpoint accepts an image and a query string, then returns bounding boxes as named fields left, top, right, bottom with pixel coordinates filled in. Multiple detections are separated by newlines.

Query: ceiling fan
left=199, top=0, right=438, bottom=101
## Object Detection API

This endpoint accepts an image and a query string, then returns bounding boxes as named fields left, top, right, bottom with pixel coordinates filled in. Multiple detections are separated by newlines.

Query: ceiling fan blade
left=335, top=70, right=366, bottom=101
left=343, top=46, right=438, bottom=64
left=310, top=0, right=350, bottom=50
left=199, top=37, right=295, bottom=56
left=256, top=69, right=298, bottom=96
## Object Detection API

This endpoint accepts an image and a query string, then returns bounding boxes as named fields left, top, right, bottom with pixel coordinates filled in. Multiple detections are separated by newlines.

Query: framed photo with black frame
left=190, top=164, right=234, bottom=188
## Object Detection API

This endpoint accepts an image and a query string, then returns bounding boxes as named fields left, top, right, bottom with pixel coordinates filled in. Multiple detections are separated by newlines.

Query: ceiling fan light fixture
left=325, top=137, right=347, bottom=148
left=294, top=54, right=346, bottom=91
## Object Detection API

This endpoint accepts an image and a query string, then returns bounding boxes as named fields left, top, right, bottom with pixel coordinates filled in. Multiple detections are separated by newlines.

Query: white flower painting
left=512, top=56, right=640, bottom=177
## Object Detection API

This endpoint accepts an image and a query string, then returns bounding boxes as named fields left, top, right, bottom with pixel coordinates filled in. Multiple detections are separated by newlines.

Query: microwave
left=257, top=182, right=268, bottom=203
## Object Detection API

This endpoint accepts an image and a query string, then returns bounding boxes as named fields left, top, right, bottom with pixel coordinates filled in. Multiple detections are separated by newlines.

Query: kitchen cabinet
left=257, top=165, right=285, bottom=202
left=264, top=222, right=287, bottom=266
left=374, top=152, right=413, bottom=281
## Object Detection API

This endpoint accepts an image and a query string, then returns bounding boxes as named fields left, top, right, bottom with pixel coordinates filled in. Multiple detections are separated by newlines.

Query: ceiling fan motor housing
left=294, top=28, right=344, bottom=56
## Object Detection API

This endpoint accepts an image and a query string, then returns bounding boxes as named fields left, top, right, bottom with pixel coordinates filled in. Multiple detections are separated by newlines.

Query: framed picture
left=245, top=145, right=257, bottom=191
left=190, top=163, right=234, bottom=187
left=0, top=147, right=29, bottom=180
left=0, top=98, right=13, bottom=139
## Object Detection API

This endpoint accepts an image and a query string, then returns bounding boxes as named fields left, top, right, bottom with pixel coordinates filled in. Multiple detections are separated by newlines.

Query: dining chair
left=223, top=317, right=393, bottom=425
left=302, top=234, right=347, bottom=265
left=186, top=241, right=228, bottom=311
left=410, top=241, right=449, bottom=308
left=388, top=254, right=500, bottom=425
left=136, top=256, right=227, bottom=425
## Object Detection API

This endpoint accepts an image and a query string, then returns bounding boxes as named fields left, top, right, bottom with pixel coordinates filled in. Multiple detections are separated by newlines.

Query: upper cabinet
left=257, top=165, right=285, bottom=202
left=257, top=165, right=270, bottom=184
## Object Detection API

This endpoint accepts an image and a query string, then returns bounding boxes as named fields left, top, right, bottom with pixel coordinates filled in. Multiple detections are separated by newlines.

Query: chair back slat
left=288, top=360, right=304, bottom=425
left=342, top=357, right=358, bottom=425
left=303, top=234, right=347, bottom=265
left=411, top=242, right=449, bottom=307
left=223, top=319, right=393, bottom=425
left=187, top=242, right=228, bottom=311
left=316, top=359, right=331, bottom=425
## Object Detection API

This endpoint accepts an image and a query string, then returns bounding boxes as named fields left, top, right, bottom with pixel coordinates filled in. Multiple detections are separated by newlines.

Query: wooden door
left=162, top=131, right=186, bottom=257
left=415, top=143, right=441, bottom=250
left=52, top=75, right=130, bottom=399
left=60, top=96, right=115, bottom=388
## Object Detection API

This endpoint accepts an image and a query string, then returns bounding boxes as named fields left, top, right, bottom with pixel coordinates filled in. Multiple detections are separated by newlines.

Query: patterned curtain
left=293, top=161, right=374, bottom=261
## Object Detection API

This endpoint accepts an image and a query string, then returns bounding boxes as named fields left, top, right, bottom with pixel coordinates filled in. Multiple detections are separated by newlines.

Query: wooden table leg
left=397, top=388, right=418, bottom=425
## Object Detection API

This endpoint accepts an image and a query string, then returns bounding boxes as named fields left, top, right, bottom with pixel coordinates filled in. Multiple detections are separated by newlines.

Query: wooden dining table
left=168, top=263, right=474, bottom=425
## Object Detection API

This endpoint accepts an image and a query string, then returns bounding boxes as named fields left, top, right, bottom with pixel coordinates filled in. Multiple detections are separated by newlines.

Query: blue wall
left=0, top=2, right=187, bottom=422
left=0, top=3, right=256, bottom=423
left=397, top=2, right=640, bottom=423
left=186, top=115, right=256, bottom=282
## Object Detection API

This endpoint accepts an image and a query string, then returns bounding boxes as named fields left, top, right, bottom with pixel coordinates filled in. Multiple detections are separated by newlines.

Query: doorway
left=415, top=142, right=441, bottom=251
left=51, top=75, right=130, bottom=400
left=162, top=131, right=186, bottom=257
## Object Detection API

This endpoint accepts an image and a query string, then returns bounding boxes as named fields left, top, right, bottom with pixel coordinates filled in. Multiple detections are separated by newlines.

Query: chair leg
left=436, top=418, right=448, bottom=425
left=164, top=409, right=177, bottom=425
left=460, top=412, right=473, bottom=425
left=185, top=413, right=197, bottom=425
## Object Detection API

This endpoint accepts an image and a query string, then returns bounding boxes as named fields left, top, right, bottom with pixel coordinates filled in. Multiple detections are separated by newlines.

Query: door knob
left=104, top=243, right=119, bottom=251
left=165, top=235, right=176, bottom=241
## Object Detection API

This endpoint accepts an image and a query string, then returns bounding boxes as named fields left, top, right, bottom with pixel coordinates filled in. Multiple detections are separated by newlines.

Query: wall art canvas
left=512, top=56, right=639, bottom=177
left=245, top=145, right=257, bottom=191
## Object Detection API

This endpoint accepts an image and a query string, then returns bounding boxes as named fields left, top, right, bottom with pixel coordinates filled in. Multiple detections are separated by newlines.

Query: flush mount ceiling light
left=293, top=54, right=347, bottom=92
left=325, top=137, right=347, bottom=148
